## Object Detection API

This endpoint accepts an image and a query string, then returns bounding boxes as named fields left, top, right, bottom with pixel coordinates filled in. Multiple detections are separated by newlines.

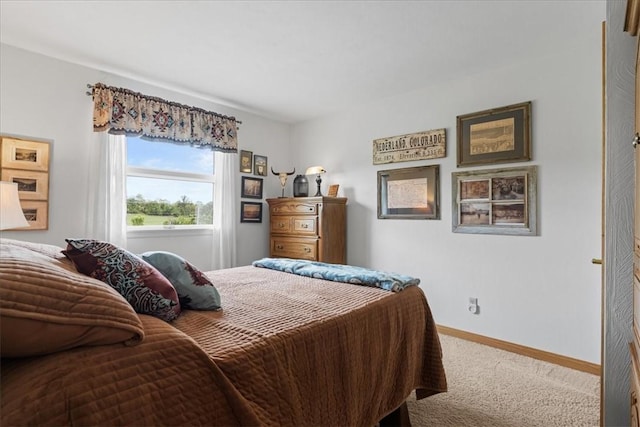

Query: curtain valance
left=91, top=83, right=238, bottom=152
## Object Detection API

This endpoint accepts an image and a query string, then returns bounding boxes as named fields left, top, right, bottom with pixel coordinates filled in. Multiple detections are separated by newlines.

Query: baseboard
left=436, top=325, right=601, bottom=376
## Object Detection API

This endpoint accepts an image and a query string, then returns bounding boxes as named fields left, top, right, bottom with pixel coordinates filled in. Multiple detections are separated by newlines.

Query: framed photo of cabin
left=377, top=165, right=440, bottom=220
left=240, top=201, right=263, bottom=223
left=241, top=176, right=263, bottom=199
left=1, top=169, right=49, bottom=200
left=240, top=150, right=253, bottom=173
left=253, top=155, right=268, bottom=176
left=1, top=137, right=50, bottom=171
left=452, top=165, right=537, bottom=236
left=456, top=101, right=531, bottom=167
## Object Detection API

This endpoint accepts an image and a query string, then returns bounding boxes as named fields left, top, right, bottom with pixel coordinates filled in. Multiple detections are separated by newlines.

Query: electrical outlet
left=468, top=297, right=479, bottom=314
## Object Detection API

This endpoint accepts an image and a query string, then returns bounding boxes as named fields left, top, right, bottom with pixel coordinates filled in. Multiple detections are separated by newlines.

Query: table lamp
left=305, top=166, right=326, bottom=197
left=0, top=181, right=29, bottom=230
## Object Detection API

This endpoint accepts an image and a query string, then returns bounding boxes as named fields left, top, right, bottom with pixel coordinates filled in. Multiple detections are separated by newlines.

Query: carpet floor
left=406, top=334, right=600, bottom=426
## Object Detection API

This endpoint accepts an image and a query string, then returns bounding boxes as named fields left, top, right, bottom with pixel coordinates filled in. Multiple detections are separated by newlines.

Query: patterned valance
left=91, top=83, right=238, bottom=152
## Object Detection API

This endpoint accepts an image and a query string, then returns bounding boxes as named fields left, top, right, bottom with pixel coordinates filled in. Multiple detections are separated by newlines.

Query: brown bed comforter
left=1, top=265, right=446, bottom=426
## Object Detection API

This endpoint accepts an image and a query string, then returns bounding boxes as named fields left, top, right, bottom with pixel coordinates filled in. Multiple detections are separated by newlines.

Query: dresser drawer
left=270, top=200, right=318, bottom=215
left=270, top=217, right=317, bottom=235
left=271, top=237, right=317, bottom=260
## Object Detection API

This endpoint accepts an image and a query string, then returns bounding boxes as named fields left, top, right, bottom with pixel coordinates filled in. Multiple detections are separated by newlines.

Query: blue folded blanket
left=252, top=257, right=420, bottom=292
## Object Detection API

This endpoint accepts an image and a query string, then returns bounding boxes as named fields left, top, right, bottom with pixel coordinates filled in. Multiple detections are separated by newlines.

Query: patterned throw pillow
left=63, top=239, right=181, bottom=322
left=141, top=251, right=221, bottom=311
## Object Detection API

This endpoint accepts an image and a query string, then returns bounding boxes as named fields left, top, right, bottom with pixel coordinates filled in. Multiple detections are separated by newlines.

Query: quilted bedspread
left=175, top=266, right=447, bottom=426
left=1, top=265, right=446, bottom=426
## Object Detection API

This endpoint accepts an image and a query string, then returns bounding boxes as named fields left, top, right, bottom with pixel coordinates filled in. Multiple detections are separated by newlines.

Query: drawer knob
left=304, top=247, right=311, bottom=253
left=279, top=223, right=286, bottom=228
left=276, top=244, right=284, bottom=250
left=301, top=223, right=309, bottom=228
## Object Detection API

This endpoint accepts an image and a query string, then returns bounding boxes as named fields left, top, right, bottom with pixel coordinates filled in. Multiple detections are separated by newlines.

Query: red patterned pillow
left=63, top=239, right=181, bottom=322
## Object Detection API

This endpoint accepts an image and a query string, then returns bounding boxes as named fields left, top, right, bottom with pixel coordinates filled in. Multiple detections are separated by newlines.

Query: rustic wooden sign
left=373, top=128, right=446, bottom=165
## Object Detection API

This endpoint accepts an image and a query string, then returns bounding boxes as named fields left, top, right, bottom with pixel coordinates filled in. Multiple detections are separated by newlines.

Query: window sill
left=127, top=226, right=215, bottom=239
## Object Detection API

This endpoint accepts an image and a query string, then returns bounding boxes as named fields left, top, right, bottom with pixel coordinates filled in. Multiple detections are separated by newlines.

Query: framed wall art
left=240, top=201, right=263, bottom=223
left=456, top=101, right=531, bottom=167
left=253, top=155, right=268, bottom=176
left=1, top=137, right=50, bottom=171
left=377, top=165, right=440, bottom=220
left=240, top=150, right=253, bottom=173
left=18, top=200, right=49, bottom=230
left=1, top=169, right=49, bottom=200
left=0, top=135, right=51, bottom=230
left=451, top=165, right=537, bottom=236
left=241, top=176, right=263, bottom=199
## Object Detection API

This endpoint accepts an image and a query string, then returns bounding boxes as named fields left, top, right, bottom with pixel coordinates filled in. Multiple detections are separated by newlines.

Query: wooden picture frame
left=327, top=184, right=340, bottom=197
left=18, top=200, right=48, bottom=230
left=241, top=176, right=263, bottom=199
left=456, top=101, right=531, bottom=167
left=1, top=135, right=51, bottom=231
left=377, top=165, right=440, bottom=220
left=240, top=150, right=253, bottom=173
left=253, top=155, right=268, bottom=176
left=1, top=137, right=50, bottom=171
left=452, top=165, right=537, bottom=236
left=1, top=169, right=49, bottom=200
left=240, top=201, right=263, bottom=223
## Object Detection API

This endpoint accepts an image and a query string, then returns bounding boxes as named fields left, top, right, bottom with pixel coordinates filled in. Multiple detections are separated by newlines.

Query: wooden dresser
left=266, top=197, right=347, bottom=264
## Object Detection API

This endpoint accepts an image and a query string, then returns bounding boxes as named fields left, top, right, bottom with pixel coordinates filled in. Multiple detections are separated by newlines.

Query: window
left=126, top=137, right=215, bottom=228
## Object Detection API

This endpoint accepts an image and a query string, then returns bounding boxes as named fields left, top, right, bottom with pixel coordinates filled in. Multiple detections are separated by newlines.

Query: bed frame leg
left=379, top=401, right=411, bottom=427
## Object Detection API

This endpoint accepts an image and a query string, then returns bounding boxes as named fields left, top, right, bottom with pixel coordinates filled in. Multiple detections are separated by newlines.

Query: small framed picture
left=18, top=200, right=49, bottom=230
left=1, top=137, right=50, bottom=171
left=452, top=165, right=537, bottom=236
left=241, top=176, right=263, bottom=199
left=253, top=155, right=268, bottom=176
left=328, top=184, right=340, bottom=197
left=240, top=150, right=253, bottom=173
left=240, top=201, right=263, bottom=223
left=1, top=169, right=49, bottom=200
left=456, top=101, right=531, bottom=167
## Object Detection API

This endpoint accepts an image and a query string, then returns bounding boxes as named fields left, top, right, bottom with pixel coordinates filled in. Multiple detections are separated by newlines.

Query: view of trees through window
left=126, top=193, right=213, bottom=226
left=126, top=137, right=215, bottom=227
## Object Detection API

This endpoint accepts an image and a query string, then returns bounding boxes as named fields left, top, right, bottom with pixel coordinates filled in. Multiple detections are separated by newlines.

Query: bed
left=0, top=238, right=446, bottom=426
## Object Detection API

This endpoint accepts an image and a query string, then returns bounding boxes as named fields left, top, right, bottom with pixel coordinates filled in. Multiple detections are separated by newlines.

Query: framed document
left=377, top=165, right=440, bottom=220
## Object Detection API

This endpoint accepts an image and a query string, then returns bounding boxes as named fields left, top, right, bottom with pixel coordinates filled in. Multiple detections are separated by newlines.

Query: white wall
left=0, top=44, right=290, bottom=270
left=291, top=12, right=604, bottom=363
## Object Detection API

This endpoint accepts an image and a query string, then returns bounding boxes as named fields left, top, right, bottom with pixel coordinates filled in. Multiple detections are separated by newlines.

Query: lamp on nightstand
left=0, top=181, right=29, bottom=230
left=305, top=166, right=326, bottom=197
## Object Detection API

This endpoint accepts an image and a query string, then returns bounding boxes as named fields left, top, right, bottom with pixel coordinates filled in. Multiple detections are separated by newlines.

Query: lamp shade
left=0, top=181, right=29, bottom=230
left=305, top=166, right=326, bottom=175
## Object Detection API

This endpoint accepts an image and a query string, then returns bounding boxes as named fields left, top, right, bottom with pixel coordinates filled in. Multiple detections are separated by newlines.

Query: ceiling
left=1, top=1, right=604, bottom=124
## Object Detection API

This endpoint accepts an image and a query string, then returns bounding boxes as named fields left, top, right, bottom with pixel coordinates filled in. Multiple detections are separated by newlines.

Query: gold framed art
left=456, top=101, right=531, bottom=167
left=0, top=136, right=51, bottom=230
left=1, top=169, right=49, bottom=200
left=240, top=150, right=253, bottom=173
left=1, top=137, right=50, bottom=171
left=17, top=200, right=49, bottom=230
